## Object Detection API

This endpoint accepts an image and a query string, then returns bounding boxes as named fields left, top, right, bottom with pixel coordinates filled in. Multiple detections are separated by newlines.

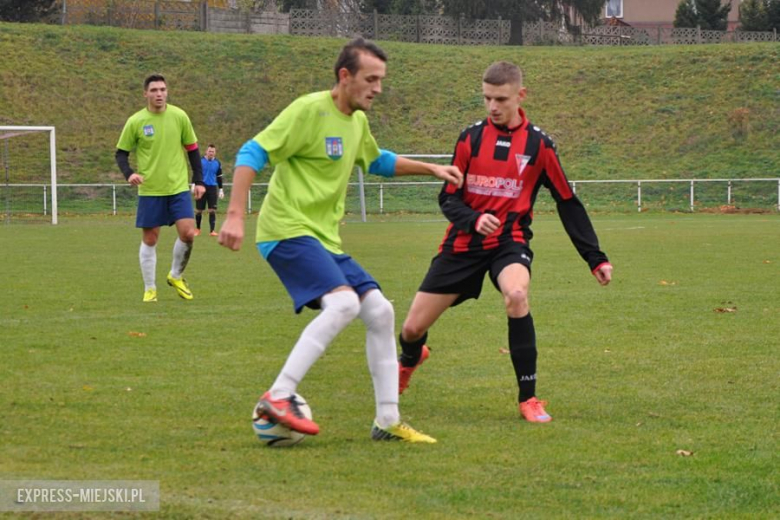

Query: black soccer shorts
left=195, top=185, right=219, bottom=211
left=418, top=242, right=533, bottom=306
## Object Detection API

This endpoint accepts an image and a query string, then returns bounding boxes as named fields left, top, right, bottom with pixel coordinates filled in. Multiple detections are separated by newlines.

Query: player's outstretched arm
left=394, top=156, right=463, bottom=188
left=218, top=166, right=256, bottom=252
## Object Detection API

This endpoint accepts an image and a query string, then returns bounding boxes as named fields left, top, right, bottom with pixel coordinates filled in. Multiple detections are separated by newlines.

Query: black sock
left=399, top=332, right=428, bottom=367
left=508, top=314, right=537, bottom=403
left=195, top=213, right=202, bottom=229
left=209, top=213, right=216, bottom=232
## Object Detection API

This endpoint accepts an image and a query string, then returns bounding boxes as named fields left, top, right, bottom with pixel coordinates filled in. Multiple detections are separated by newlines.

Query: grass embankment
left=0, top=22, right=778, bottom=183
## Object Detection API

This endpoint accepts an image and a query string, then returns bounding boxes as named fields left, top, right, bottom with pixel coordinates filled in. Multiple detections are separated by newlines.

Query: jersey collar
left=488, top=108, right=527, bottom=135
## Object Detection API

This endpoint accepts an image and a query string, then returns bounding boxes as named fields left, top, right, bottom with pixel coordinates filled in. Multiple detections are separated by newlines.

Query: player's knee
left=208, top=209, right=216, bottom=214
left=360, top=293, right=394, bottom=331
left=324, top=291, right=361, bottom=324
left=142, top=232, right=158, bottom=247
left=182, top=228, right=197, bottom=242
left=401, top=320, right=427, bottom=342
left=504, top=289, right=529, bottom=315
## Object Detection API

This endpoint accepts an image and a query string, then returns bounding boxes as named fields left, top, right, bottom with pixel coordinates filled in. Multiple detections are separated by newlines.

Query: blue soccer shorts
left=136, top=191, right=194, bottom=228
left=260, top=236, right=380, bottom=313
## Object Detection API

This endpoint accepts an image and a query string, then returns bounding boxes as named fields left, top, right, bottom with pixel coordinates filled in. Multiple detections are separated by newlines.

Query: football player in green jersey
left=116, top=74, right=205, bottom=302
left=219, top=38, right=462, bottom=443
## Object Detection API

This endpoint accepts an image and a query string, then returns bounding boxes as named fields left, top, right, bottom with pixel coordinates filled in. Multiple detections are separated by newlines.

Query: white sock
left=170, top=238, right=192, bottom=279
left=139, top=243, right=157, bottom=290
left=358, top=290, right=400, bottom=428
left=270, top=291, right=360, bottom=399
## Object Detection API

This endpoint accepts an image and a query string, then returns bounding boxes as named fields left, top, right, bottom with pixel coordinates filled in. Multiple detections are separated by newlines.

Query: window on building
left=605, top=0, right=623, bottom=18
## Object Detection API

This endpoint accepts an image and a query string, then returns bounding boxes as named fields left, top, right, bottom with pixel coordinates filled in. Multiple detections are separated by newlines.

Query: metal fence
left=58, top=1, right=779, bottom=45
left=3, top=177, right=779, bottom=225
left=61, top=0, right=207, bottom=31
left=288, top=9, right=510, bottom=45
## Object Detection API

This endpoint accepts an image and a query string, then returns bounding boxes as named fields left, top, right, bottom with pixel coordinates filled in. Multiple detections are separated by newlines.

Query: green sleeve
left=254, top=97, right=312, bottom=166
left=116, top=118, right=137, bottom=152
left=180, top=111, right=198, bottom=146
left=354, top=113, right=381, bottom=173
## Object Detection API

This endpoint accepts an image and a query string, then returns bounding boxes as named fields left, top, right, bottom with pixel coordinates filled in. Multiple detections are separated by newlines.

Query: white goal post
left=0, top=126, right=58, bottom=224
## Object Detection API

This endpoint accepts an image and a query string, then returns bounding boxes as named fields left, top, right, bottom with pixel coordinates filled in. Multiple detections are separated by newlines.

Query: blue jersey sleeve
left=235, top=140, right=269, bottom=172
left=368, top=149, right=397, bottom=178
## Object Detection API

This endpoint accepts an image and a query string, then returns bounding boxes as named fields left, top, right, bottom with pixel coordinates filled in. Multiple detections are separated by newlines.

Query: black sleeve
left=555, top=196, right=609, bottom=271
left=188, top=148, right=203, bottom=185
left=438, top=180, right=481, bottom=233
left=216, top=161, right=223, bottom=189
left=115, top=149, right=134, bottom=180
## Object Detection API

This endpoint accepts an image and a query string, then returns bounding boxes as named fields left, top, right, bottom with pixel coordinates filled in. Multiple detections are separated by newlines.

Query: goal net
left=0, top=126, right=58, bottom=225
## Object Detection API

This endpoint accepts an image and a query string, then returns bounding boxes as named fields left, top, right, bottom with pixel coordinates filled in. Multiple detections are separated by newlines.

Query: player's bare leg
left=398, top=292, right=459, bottom=394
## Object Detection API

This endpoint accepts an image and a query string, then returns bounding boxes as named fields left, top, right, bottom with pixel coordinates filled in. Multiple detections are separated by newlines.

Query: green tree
left=739, top=0, right=768, bottom=31
left=674, top=0, right=731, bottom=29
left=280, top=0, right=316, bottom=12
left=362, top=0, right=435, bottom=15
left=696, top=0, right=731, bottom=29
left=0, top=0, right=57, bottom=22
left=440, top=1, right=603, bottom=26
left=674, top=0, right=700, bottom=27
left=767, top=0, right=780, bottom=30
left=438, top=0, right=605, bottom=45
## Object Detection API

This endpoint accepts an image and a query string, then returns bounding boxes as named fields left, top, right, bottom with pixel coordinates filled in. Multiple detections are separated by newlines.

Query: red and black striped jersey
left=438, top=108, right=609, bottom=271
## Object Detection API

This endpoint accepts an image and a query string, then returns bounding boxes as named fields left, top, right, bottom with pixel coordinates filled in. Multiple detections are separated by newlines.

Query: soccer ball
left=252, top=393, right=313, bottom=448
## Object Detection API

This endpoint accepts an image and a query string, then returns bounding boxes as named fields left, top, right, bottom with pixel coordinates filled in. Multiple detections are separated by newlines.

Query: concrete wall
left=207, top=7, right=289, bottom=34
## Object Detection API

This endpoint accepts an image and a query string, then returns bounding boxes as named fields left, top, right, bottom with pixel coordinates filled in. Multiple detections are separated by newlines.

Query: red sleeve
left=445, top=133, right=471, bottom=195
left=541, top=140, right=573, bottom=200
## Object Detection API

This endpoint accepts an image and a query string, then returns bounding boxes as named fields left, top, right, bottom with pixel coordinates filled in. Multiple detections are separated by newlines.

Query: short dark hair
left=207, top=144, right=216, bottom=149
left=144, top=74, right=166, bottom=90
left=482, top=62, right=523, bottom=87
left=333, top=38, right=387, bottom=83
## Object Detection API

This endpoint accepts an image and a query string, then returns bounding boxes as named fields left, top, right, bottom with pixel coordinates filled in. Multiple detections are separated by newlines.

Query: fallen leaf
left=676, top=449, right=694, bottom=457
left=659, top=280, right=677, bottom=286
left=604, top=349, right=611, bottom=353
left=128, top=331, right=147, bottom=337
left=82, top=385, right=93, bottom=391
left=498, top=348, right=510, bottom=354
left=636, top=422, right=643, bottom=427
left=763, top=260, right=771, bottom=264
left=126, top=387, right=133, bottom=392
left=713, top=307, right=737, bottom=313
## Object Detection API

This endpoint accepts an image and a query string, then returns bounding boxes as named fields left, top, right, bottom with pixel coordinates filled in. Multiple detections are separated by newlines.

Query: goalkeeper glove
left=219, top=188, right=224, bottom=200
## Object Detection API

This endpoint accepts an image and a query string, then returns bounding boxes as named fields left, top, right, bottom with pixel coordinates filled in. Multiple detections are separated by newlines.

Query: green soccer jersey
left=116, top=104, right=197, bottom=196
left=254, top=91, right=381, bottom=254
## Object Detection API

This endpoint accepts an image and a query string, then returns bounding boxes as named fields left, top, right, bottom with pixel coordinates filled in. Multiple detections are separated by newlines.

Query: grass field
left=1, top=214, right=778, bottom=518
